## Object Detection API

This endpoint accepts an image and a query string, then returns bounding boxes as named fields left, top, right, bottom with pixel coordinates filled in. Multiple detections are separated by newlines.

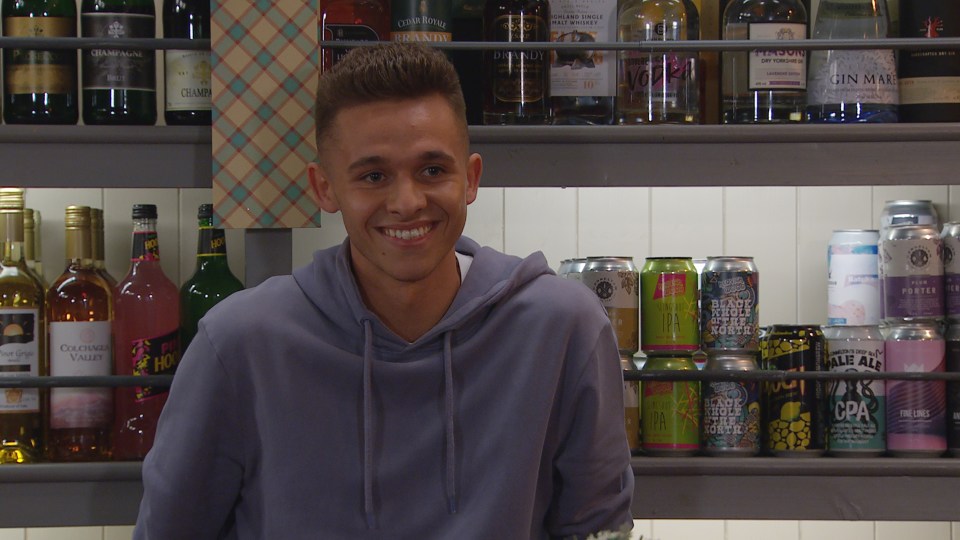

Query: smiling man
left=134, top=43, right=633, bottom=539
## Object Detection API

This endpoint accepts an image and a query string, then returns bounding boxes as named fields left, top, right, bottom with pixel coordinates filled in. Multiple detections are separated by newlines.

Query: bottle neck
left=131, top=217, right=161, bottom=264
left=64, top=227, right=93, bottom=268
left=194, top=221, right=229, bottom=271
left=0, top=210, right=25, bottom=265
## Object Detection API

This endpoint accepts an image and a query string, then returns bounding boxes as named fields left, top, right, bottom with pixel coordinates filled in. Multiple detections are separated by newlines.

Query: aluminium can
left=558, top=257, right=588, bottom=282
left=760, top=324, right=827, bottom=457
left=622, top=354, right=641, bottom=454
left=885, top=321, right=946, bottom=456
left=879, top=200, right=940, bottom=232
left=641, top=354, right=700, bottom=456
left=880, top=224, right=944, bottom=321
left=582, top=257, right=639, bottom=356
left=941, top=222, right=960, bottom=320
left=700, top=256, right=759, bottom=352
left=701, top=351, right=761, bottom=456
left=823, top=325, right=886, bottom=457
left=828, top=230, right=881, bottom=326
left=640, top=257, right=699, bottom=354
left=947, top=322, right=960, bottom=457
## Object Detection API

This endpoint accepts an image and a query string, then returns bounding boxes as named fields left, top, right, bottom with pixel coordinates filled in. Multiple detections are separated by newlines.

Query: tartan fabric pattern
left=212, top=0, right=321, bottom=228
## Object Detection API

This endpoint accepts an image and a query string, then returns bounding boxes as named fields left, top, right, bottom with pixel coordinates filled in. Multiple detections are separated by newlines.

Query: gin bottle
left=806, top=0, right=898, bottom=122
left=722, top=0, right=808, bottom=123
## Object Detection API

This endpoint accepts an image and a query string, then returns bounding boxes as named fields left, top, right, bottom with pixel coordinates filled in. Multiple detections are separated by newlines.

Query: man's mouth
left=382, top=224, right=433, bottom=240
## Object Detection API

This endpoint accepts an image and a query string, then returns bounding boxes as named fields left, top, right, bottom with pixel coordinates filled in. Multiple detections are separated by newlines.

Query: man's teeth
left=385, top=226, right=431, bottom=240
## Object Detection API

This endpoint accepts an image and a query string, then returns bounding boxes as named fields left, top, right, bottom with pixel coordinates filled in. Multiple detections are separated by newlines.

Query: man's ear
left=465, top=153, right=482, bottom=205
left=308, top=162, right=340, bottom=213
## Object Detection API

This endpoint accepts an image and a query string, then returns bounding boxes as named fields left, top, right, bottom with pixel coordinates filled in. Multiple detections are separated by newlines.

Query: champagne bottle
left=1, top=0, right=78, bottom=124
left=112, top=204, right=179, bottom=460
left=163, top=0, right=211, bottom=125
left=0, top=189, right=45, bottom=463
left=90, top=208, right=117, bottom=288
left=180, top=204, right=244, bottom=352
left=898, top=0, right=960, bottom=122
left=722, top=0, right=808, bottom=123
left=320, top=0, right=389, bottom=71
left=81, top=0, right=157, bottom=125
left=22, top=208, right=48, bottom=289
left=46, top=206, right=113, bottom=462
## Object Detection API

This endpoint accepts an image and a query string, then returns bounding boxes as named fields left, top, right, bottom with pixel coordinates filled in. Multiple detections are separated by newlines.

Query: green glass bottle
left=179, top=204, right=244, bottom=352
left=163, top=0, right=211, bottom=125
left=1, top=0, right=78, bottom=124
left=81, top=0, right=157, bottom=125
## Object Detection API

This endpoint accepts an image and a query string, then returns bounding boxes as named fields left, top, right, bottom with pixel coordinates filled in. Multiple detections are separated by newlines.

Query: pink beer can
left=885, top=321, right=947, bottom=456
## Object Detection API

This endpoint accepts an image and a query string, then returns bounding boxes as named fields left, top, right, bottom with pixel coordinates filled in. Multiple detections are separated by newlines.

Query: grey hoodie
left=134, top=236, right=634, bottom=539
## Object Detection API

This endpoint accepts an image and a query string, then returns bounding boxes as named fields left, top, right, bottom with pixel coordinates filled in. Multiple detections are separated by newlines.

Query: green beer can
left=641, top=257, right=699, bottom=354
left=641, top=354, right=701, bottom=456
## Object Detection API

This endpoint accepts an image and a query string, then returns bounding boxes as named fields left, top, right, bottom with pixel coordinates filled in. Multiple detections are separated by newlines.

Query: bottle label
left=391, top=0, right=452, bottom=41
left=0, top=310, right=39, bottom=414
left=747, top=23, right=806, bottom=91
left=198, top=226, right=228, bottom=256
left=491, top=15, right=549, bottom=103
left=3, top=17, right=76, bottom=94
left=81, top=13, right=156, bottom=92
left=322, top=24, right=380, bottom=69
left=549, top=0, right=617, bottom=98
left=129, top=328, right=179, bottom=402
left=49, top=321, right=112, bottom=430
left=131, top=230, right=160, bottom=261
left=807, top=49, right=898, bottom=105
left=165, top=50, right=211, bottom=112
left=900, top=76, right=960, bottom=105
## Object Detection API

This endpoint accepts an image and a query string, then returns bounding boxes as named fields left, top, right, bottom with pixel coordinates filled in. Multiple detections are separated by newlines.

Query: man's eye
left=423, top=166, right=443, bottom=177
left=363, top=172, right=385, bottom=183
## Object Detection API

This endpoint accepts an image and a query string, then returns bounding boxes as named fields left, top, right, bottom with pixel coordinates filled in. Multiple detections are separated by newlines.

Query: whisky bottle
left=483, top=0, right=552, bottom=124
left=0, top=189, right=45, bottom=463
left=90, top=208, right=117, bottom=288
left=722, top=0, right=808, bottom=123
left=617, top=0, right=700, bottom=124
left=321, top=0, right=389, bottom=71
left=898, top=0, right=960, bottom=122
left=46, top=206, right=113, bottom=462
left=22, top=208, right=47, bottom=289
left=549, top=0, right=617, bottom=124
left=163, top=0, right=211, bottom=125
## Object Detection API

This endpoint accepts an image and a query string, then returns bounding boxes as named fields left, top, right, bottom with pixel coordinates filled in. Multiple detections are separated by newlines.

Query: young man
left=134, top=42, right=634, bottom=539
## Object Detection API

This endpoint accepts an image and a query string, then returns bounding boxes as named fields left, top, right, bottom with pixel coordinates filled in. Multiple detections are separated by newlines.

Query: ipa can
left=701, top=352, right=761, bottom=456
left=700, top=256, right=759, bottom=352
left=761, top=324, right=827, bottom=456
left=880, top=224, right=945, bottom=321
left=641, top=354, right=700, bottom=456
left=640, top=257, right=699, bottom=354
left=582, top=257, right=640, bottom=356
left=886, top=321, right=947, bottom=456
left=823, top=325, right=885, bottom=456
left=828, top=230, right=881, bottom=326
left=941, top=222, right=960, bottom=320
left=947, top=322, right=960, bottom=457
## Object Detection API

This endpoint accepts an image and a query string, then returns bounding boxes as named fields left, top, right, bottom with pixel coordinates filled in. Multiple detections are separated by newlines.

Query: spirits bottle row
left=0, top=0, right=210, bottom=126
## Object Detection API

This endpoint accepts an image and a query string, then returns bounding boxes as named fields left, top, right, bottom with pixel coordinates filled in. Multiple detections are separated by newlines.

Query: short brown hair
left=314, top=43, right=467, bottom=152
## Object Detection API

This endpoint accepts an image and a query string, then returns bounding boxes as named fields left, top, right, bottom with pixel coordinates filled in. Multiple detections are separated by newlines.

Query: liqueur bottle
left=46, top=206, right=113, bottom=462
left=617, top=0, right=700, bottom=124
left=163, top=0, right=211, bottom=125
left=320, top=0, right=389, bottom=71
left=451, top=0, right=484, bottom=124
left=721, top=0, right=808, bottom=123
left=81, top=0, right=157, bottom=125
left=90, top=208, right=117, bottom=288
left=483, top=0, right=551, bottom=124
left=549, top=0, right=617, bottom=124
left=1, top=0, right=78, bottom=124
left=22, top=208, right=47, bottom=289
left=0, top=189, right=45, bottom=463
left=806, top=0, right=898, bottom=122
left=180, top=204, right=244, bottom=352
left=391, top=0, right=453, bottom=42
left=898, top=0, right=960, bottom=122
left=113, top=204, right=180, bottom=460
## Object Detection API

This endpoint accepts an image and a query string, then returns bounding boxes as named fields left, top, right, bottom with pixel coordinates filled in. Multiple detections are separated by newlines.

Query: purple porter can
left=885, top=321, right=947, bottom=456
left=941, top=222, right=960, bottom=320
left=880, top=224, right=944, bottom=321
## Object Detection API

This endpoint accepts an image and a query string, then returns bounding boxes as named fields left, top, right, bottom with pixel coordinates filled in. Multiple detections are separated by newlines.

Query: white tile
left=103, top=525, right=135, bottom=540
left=947, top=186, right=960, bottom=224
left=24, top=527, right=102, bottom=540
left=463, top=187, right=504, bottom=252
left=650, top=519, right=724, bottom=540
left=178, top=189, right=246, bottom=288
left=875, top=521, right=951, bottom=540
left=724, top=186, right=797, bottom=327
left=799, top=521, right=873, bottom=540
left=650, top=187, right=722, bottom=258
left=578, top=187, right=650, bottom=263
left=727, top=520, right=798, bottom=540
left=872, top=185, right=950, bottom=228
left=504, top=188, right=577, bottom=271
left=103, top=189, right=181, bottom=285
left=953, top=521, right=960, bottom=540
left=797, top=186, right=872, bottom=325
left=23, top=188, right=103, bottom=287
left=631, top=519, right=652, bottom=540
left=0, top=530, right=24, bottom=540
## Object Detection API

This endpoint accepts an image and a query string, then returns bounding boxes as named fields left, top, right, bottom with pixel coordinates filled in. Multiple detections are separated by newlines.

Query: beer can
left=700, top=256, right=760, bottom=352
left=823, top=325, right=886, bottom=456
left=622, top=354, right=641, bottom=454
left=640, top=257, right=699, bottom=354
left=701, top=352, right=761, bottom=456
left=558, top=258, right=588, bottom=282
left=879, top=199, right=940, bottom=231
left=886, top=321, right=947, bottom=456
left=582, top=257, right=639, bottom=356
left=946, top=322, right=960, bottom=457
left=761, top=324, right=827, bottom=457
left=641, top=354, right=700, bottom=456
left=827, top=230, right=880, bottom=326
left=941, top=222, right=960, bottom=320
left=880, top=224, right=944, bottom=321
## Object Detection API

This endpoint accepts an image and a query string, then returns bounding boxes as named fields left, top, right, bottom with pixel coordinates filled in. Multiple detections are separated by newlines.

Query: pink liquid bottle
left=113, top=204, right=180, bottom=460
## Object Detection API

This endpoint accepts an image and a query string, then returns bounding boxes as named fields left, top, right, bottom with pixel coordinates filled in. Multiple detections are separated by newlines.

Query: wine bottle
left=22, top=208, right=48, bottom=289
left=483, top=0, right=552, bottom=124
left=46, top=206, right=113, bottom=462
left=90, top=208, right=117, bottom=288
left=617, top=0, right=700, bottom=124
left=722, top=0, right=808, bottom=123
left=81, top=0, right=157, bottom=125
left=320, top=0, right=389, bottom=71
left=0, top=189, right=45, bottom=463
left=180, top=204, right=244, bottom=352
left=806, top=0, right=898, bottom=122
left=1, top=0, right=78, bottom=124
left=898, top=0, right=960, bottom=122
left=112, top=204, right=180, bottom=460
left=163, top=0, right=211, bottom=125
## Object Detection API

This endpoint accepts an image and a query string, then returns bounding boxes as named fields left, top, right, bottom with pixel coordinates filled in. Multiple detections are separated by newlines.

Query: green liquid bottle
left=179, top=204, right=244, bottom=352
left=81, top=0, right=157, bottom=125
left=1, top=0, right=79, bottom=124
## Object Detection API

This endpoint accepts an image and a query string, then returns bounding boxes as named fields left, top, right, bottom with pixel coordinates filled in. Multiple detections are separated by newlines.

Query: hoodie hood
left=292, top=236, right=554, bottom=528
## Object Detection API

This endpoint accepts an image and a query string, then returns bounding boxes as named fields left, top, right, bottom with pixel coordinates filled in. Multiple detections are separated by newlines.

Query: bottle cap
left=132, top=204, right=158, bottom=219
left=65, top=206, right=91, bottom=229
left=0, top=188, right=24, bottom=210
left=198, top=204, right=213, bottom=219
left=23, top=208, right=34, bottom=229
left=90, top=208, right=103, bottom=228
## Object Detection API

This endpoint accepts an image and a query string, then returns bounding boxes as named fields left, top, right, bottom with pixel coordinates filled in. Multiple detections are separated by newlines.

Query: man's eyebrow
left=419, top=150, right=456, bottom=163
left=346, top=155, right=386, bottom=171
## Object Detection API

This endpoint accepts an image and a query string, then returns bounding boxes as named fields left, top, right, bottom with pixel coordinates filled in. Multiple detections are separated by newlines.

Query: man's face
left=308, top=94, right=482, bottom=289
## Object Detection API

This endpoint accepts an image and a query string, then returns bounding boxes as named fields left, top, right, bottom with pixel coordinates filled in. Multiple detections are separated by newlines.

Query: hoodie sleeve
left=546, top=323, right=635, bottom=539
left=133, top=324, right=244, bottom=539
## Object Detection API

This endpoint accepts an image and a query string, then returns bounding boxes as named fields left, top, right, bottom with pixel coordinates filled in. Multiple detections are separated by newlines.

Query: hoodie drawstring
left=362, top=320, right=376, bottom=529
left=443, top=331, right=458, bottom=514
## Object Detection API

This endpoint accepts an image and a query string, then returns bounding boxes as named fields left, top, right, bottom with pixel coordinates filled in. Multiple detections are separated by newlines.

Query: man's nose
left=386, top=175, right=427, bottom=216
